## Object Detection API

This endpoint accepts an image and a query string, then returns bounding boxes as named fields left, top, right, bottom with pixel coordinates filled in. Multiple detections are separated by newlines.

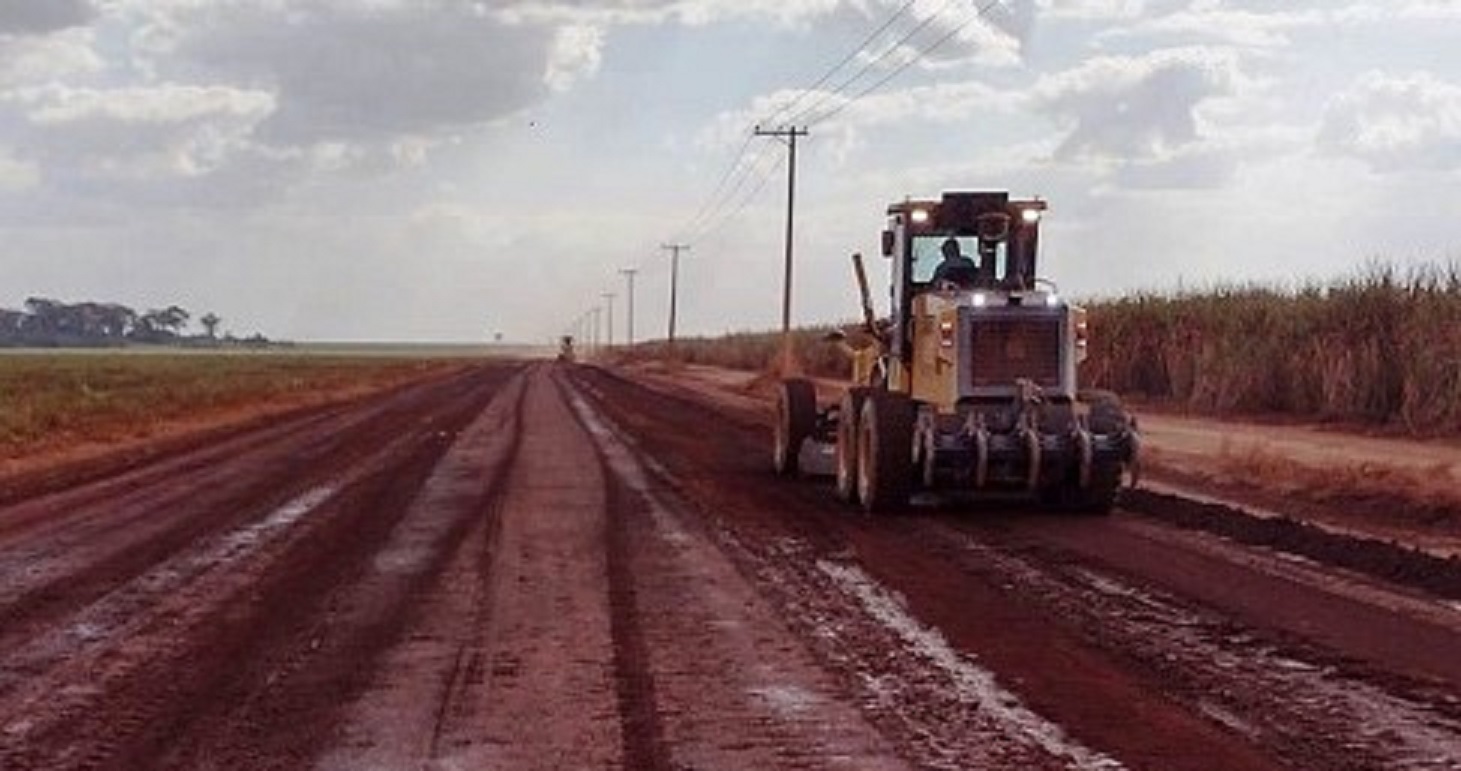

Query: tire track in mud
left=318, top=363, right=623, bottom=770
left=554, top=371, right=671, bottom=771
left=920, top=517, right=1461, bottom=770
left=0, top=368, right=492, bottom=664
left=572, top=366, right=1299, bottom=770
left=568, top=372, right=932, bottom=770
left=0, top=364, right=522, bottom=771
left=306, top=369, right=527, bottom=771
left=1125, top=487, right=1461, bottom=598
left=596, top=363, right=1461, bottom=768
left=161, top=368, right=530, bottom=771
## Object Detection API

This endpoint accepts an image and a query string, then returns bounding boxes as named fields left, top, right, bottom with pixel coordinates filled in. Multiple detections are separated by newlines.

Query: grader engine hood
left=959, top=305, right=1070, bottom=395
left=909, top=292, right=1077, bottom=408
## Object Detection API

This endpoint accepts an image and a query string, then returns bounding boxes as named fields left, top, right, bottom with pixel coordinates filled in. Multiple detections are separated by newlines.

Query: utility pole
left=602, top=292, right=616, bottom=349
left=755, top=125, right=809, bottom=375
left=662, top=243, right=690, bottom=345
left=619, top=268, right=638, bottom=347
left=591, top=306, right=601, bottom=357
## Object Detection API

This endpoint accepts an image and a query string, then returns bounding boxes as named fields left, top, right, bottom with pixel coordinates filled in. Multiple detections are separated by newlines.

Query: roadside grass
left=618, top=325, right=857, bottom=379
left=1146, top=441, right=1461, bottom=536
left=0, top=352, right=467, bottom=460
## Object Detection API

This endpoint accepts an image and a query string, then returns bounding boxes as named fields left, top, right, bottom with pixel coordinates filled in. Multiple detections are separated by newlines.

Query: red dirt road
left=1, top=361, right=1458, bottom=769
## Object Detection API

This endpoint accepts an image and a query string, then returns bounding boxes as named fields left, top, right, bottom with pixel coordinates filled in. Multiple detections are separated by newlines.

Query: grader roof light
left=910, top=208, right=931, bottom=224
left=1021, top=208, right=1041, bottom=224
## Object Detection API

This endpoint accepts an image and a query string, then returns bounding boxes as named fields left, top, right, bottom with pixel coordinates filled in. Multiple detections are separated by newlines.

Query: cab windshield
left=910, top=234, right=1007, bottom=286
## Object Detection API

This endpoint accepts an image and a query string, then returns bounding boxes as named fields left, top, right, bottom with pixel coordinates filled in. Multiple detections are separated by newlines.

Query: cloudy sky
left=2, top=0, right=1459, bottom=342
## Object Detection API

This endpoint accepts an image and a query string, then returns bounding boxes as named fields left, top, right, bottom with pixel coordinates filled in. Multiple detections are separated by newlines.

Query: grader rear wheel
left=856, top=391, right=914, bottom=514
left=835, top=388, right=870, bottom=502
left=773, top=379, right=817, bottom=476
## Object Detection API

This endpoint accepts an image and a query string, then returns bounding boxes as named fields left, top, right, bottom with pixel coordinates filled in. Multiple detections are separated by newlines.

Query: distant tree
left=137, top=305, right=190, bottom=340
left=73, top=302, right=135, bottom=340
left=0, top=308, right=24, bottom=343
left=200, top=312, right=221, bottom=339
left=22, top=297, right=67, bottom=336
left=159, top=305, right=190, bottom=334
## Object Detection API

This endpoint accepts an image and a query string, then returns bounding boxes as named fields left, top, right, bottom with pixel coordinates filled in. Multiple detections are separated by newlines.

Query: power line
left=779, top=0, right=965, bottom=128
left=668, top=0, right=928, bottom=247
left=757, top=0, right=921, bottom=128
left=673, top=132, right=757, bottom=242
left=805, top=0, right=1007, bottom=128
left=686, top=148, right=786, bottom=245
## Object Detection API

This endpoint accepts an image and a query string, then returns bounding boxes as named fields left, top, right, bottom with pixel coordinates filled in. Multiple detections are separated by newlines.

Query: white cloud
left=17, top=83, right=273, bottom=126
left=3, top=83, right=275, bottom=180
left=1032, top=47, right=1244, bottom=162
left=545, top=24, right=606, bottom=92
left=0, top=0, right=96, bottom=36
left=0, top=28, right=103, bottom=88
left=1318, top=70, right=1461, bottom=172
left=1101, top=8, right=1323, bottom=47
left=154, top=3, right=557, bottom=145
left=1036, top=0, right=1157, bottom=22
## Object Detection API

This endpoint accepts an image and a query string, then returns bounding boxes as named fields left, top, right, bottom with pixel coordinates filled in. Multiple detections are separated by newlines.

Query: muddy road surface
left=1, top=362, right=1458, bottom=770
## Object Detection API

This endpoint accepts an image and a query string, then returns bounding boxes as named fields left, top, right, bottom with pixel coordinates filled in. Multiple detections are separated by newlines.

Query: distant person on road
left=931, top=237, right=979, bottom=288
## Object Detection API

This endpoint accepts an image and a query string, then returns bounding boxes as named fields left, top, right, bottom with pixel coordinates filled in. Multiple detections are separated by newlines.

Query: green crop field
left=0, top=351, right=469, bottom=458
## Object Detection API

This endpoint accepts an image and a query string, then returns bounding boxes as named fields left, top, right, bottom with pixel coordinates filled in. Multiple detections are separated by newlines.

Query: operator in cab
left=930, top=236, right=979, bottom=288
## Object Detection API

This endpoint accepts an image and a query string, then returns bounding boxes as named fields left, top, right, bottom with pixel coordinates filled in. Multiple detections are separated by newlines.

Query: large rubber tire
left=1074, top=467, right=1121, bottom=515
left=773, top=378, right=817, bottom=476
left=1080, top=389, right=1130, bottom=435
left=835, top=388, right=870, bottom=502
left=1082, top=390, right=1132, bottom=514
left=856, top=391, right=915, bottom=514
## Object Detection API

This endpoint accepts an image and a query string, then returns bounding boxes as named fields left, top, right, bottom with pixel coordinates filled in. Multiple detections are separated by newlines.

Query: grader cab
left=772, top=191, right=1139, bottom=514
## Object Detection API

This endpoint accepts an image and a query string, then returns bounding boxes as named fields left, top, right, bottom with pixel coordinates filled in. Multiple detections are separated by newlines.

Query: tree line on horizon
left=0, top=297, right=273, bottom=349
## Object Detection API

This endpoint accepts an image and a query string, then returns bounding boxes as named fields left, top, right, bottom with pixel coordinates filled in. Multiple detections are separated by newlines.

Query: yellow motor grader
left=772, top=191, right=1139, bottom=514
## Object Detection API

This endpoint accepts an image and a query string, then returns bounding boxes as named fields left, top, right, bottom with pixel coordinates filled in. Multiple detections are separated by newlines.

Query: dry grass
left=615, top=263, right=1461, bottom=437
left=1082, top=263, right=1461, bottom=434
left=0, top=352, right=464, bottom=460
left=615, top=324, right=866, bottom=380
left=1147, top=442, right=1461, bottom=533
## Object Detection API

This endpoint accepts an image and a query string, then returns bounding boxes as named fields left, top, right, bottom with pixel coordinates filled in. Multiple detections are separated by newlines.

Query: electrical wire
left=777, top=0, right=965, bottom=129
left=803, top=0, right=1006, bottom=128
left=687, top=149, right=787, bottom=245
left=668, top=0, right=929, bottom=246
left=757, top=0, right=921, bottom=128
